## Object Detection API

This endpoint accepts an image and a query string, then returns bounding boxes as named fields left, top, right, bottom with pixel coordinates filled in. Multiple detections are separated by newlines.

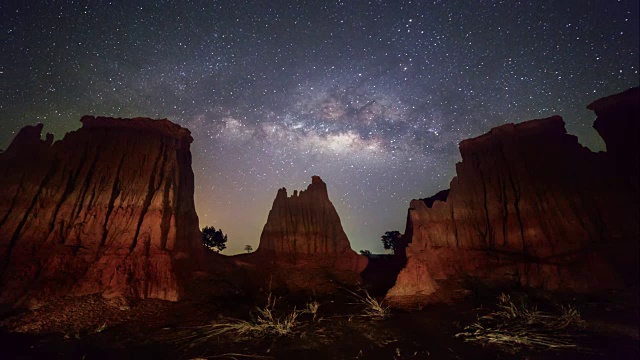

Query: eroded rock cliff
left=237, top=176, right=367, bottom=292
left=387, top=88, right=640, bottom=306
left=0, top=116, right=202, bottom=305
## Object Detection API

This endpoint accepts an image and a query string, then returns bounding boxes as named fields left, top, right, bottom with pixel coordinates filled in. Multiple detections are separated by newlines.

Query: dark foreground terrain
left=1, top=280, right=638, bottom=360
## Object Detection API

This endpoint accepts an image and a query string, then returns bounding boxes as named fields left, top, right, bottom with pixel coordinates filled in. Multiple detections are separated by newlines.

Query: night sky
left=2, top=1, right=638, bottom=254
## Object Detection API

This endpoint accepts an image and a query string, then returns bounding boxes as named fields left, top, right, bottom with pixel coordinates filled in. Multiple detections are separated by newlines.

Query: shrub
left=202, top=226, right=227, bottom=252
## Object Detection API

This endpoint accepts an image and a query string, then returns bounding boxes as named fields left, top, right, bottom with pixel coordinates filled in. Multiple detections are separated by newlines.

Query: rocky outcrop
left=237, top=176, right=367, bottom=292
left=0, top=116, right=202, bottom=305
left=590, top=87, right=640, bottom=182
left=387, top=88, right=640, bottom=306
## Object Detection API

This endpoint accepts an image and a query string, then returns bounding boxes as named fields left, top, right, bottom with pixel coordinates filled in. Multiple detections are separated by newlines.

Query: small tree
left=244, top=245, right=253, bottom=253
left=381, top=231, right=401, bottom=254
left=359, top=249, right=372, bottom=256
left=202, top=226, right=227, bottom=253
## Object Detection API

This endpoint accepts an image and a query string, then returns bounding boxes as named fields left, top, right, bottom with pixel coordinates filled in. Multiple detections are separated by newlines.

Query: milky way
left=2, top=1, right=638, bottom=254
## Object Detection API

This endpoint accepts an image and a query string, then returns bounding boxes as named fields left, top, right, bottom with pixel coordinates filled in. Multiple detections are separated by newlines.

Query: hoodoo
left=257, top=176, right=366, bottom=271
left=0, top=116, right=202, bottom=305
left=239, top=176, right=367, bottom=292
left=387, top=88, right=640, bottom=307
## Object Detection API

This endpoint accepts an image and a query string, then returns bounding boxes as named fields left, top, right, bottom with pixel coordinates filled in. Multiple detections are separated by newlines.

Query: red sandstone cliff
left=387, top=88, right=640, bottom=306
left=237, top=176, right=367, bottom=292
left=0, top=116, right=202, bottom=305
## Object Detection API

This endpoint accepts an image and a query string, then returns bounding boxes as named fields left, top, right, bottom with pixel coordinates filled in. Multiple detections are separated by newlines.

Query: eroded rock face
left=387, top=88, right=640, bottom=306
left=238, top=176, right=367, bottom=292
left=0, top=116, right=202, bottom=305
left=257, top=176, right=367, bottom=271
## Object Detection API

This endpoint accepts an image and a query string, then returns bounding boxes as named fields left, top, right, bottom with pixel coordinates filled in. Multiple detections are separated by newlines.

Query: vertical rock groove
left=101, top=153, right=126, bottom=248
left=130, top=137, right=166, bottom=254
left=2, top=161, right=57, bottom=275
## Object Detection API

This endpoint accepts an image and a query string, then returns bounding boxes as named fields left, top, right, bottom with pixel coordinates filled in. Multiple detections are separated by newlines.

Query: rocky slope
left=236, top=176, right=367, bottom=292
left=387, top=88, right=640, bottom=306
left=0, top=116, right=202, bottom=306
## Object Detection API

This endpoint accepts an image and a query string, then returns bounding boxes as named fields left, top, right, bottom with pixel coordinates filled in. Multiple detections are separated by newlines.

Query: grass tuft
left=347, top=289, right=390, bottom=320
left=178, top=293, right=300, bottom=346
left=304, top=300, right=320, bottom=321
left=455, top=293, right=587, bottom=353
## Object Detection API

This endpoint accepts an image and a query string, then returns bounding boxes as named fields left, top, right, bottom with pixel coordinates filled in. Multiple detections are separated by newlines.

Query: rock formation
left=0, top=116, right=202, bottom=305
left=387, top=88, right=640, bottom=306
left=590, top=87, right=640, bottom=181
left=257, top=176, right=367, bottom=271
left=237, top=176, right=367, bottom=292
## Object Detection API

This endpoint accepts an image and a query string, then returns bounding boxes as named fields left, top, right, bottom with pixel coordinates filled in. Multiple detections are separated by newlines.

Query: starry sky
left=2, top=1, right=639, bottom=254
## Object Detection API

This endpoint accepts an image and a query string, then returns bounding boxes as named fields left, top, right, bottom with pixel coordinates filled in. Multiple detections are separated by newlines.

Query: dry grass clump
left=304, top=300, right=320, bottom=321
left=179, top=294, right=300, bottom=345
left=455, top=293, right=587, bottom=353
left=347, top=289, right=390, bottom=320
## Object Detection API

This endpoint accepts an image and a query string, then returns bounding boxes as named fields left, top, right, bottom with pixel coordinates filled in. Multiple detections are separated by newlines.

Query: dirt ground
left=0, top=279, right=638, bottom=360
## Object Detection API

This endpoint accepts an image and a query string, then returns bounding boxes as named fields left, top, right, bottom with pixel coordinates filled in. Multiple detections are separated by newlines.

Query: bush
left=202, top=226, right=227, bottom=252
left=381, top=231, right=401, bottom=254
